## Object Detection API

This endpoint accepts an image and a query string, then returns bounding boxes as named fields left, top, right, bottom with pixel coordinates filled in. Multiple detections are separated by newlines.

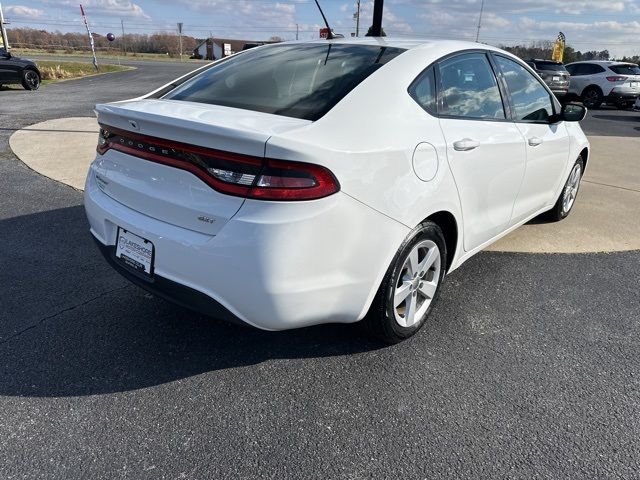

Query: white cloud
left=5, top=5, right=45, bottom=18
left=390, top=0, right=640, bottom=56
left=42, top=0, right=149, bottom=19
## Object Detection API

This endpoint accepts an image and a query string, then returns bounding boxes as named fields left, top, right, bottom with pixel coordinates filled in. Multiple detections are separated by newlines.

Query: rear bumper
left=607, top=88, right=640, bottom=102
left=94, top=239, right=247, bottom=326
left=84, top=168, right=409, bottom=330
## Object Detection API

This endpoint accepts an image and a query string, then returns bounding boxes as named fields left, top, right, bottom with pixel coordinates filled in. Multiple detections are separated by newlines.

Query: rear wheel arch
left=422, top=211, right=458, bottom=272
left=579, top=147, right=589, bottom=171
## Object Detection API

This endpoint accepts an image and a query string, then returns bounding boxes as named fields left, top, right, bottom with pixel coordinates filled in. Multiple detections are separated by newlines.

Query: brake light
left=96, top=125, right=339, bottom=201
left=606, top=76, right=627, bottom=82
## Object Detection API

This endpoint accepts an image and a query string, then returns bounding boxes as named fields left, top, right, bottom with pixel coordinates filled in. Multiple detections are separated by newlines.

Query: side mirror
left=561, top=102, right=587, bottom=122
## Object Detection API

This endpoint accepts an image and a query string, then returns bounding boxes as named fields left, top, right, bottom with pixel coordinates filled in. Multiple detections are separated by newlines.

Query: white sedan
left=85, top=38, right=589, bottom=344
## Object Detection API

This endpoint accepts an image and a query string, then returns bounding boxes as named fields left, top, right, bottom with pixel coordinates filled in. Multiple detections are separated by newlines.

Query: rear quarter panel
left=265, top=46, right=464, bottom=245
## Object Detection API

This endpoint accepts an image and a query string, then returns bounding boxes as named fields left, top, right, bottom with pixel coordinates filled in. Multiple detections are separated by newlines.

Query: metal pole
left=121, top=19, right=126, bottom=55
left=177, top=22, right=183, bottom=62
left=80, top=4, right=98, bottom=72
left=296, top=23, right=299, bottom=40
left=0, top=3, right=10, bottom=51
left=475, top=0, right=485, bottom=42
left=371, top=0, right=383, bottom=37
left=355, top=0, right=361, bottom=37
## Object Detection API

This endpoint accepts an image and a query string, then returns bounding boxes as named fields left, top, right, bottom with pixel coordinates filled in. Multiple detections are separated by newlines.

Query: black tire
left=544, top=156, right=584, bottom=222
left=581, top=87, right=602, bottom=109
left=21, top=69, right=40, bottom=91
left=365, top=221, right=447, bottom=344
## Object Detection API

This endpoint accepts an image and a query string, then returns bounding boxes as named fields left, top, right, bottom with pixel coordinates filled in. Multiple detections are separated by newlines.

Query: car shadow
left=0, top=205, right=384, bottom=398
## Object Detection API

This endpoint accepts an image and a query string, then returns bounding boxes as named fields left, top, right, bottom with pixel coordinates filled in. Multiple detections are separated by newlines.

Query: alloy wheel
left=393, top=240, right=441, bottom=328
left=583, top=90, right=599, bottom=108
left=24, top=71, right=40, bottom=90
left=562, top=163, right=582, bottom=216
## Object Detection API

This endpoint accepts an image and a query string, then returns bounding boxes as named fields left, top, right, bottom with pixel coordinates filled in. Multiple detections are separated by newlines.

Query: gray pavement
left=1, top=62, right=640, bottom=479
left=580, top=105, right=640, bottom=137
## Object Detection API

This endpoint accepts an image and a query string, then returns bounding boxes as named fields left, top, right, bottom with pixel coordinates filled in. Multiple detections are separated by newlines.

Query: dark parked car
left=526, top=59, right=570, bottom=99
left=0, top=49, right=41, bottom=90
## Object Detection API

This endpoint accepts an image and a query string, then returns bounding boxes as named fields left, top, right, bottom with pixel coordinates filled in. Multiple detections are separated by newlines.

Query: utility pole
left=371, top=0, right=383, bottom=37
left=355, top=0, right=361, bottom=37
left=0, top=3, right=10, bottom=51
left=296, top=23, right=299, bottom=40
left=475, top=0, right=485, bottom=42
left=177, top=22, right=183, bottom=61
left=120, top=19, right=126, bottom=55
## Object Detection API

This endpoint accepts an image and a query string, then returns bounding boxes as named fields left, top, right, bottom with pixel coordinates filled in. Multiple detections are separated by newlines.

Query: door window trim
left=408, top=49, right=512, bottom=123
left=407, top=48, right=564, bottom=124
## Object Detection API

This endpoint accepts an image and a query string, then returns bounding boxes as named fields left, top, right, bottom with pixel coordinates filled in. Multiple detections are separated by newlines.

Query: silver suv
left=526, top=59, right=570, bottom=99
left=565, top=61, right=640, bottom=109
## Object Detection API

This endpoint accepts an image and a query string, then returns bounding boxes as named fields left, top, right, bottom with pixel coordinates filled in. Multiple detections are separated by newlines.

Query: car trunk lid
left=94, top=99, right=311, bottom=235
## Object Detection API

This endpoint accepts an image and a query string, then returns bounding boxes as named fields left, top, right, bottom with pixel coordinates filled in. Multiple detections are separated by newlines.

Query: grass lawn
left=14, top=48, right=205, bottom=63
left=36, top=60, right=134, bottom=84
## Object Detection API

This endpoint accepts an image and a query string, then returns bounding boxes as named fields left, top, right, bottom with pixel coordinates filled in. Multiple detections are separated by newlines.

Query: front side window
left=163, top=44, right=406, bottom=121
left=495, top=55, right=554, bottom=122
left=438, top=53, right=505, bottom=120
left=565, top=64, right=581, bottom=76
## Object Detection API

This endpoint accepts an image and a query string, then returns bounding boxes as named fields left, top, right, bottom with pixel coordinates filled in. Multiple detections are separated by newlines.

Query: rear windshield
left=609, top=64, right=640, bottom=75
left=533, top=61, right=567, bottom=72
left=163, top=43, right=406, bottom=121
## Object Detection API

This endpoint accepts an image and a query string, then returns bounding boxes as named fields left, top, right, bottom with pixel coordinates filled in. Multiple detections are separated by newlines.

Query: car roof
left=529, top=58, right=562, bottom=63
left=282, top=36, right=497, bottom=53
left=566, top=60, right=636, bottom=66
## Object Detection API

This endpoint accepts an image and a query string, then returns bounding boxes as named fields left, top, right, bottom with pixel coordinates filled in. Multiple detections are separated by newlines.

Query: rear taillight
left=97, top=125, right=339, bottom=201
left=606, top=76, right=627, bottom=82
left=250, top=159, right=339, bottom=201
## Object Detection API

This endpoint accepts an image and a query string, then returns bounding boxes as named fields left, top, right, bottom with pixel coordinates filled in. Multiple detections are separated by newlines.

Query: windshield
left=609, top=64, right=640, bottom=75
left=534, top=61, right=567, bottom=72
left=163, top=43, right=406, bottom=121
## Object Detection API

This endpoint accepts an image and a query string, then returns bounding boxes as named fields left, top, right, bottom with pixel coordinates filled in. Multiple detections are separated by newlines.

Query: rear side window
left=495, top=55, right=554, bottom=122
left=438, top=53, right=505, bottom=119
left=409, top=67, right=436, bottom=114
left=163, top=44, right=405, bottom=121
left=609, top=64, right=640, bottom=75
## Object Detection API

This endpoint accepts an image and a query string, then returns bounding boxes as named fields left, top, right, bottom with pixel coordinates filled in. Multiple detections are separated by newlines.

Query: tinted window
left=584, top=64, right=606, bottom=75
left=164, top=44, right=405, bottom=121
left=565, top=64, right=580, bottom=75
left=609, top=64, right=640, bottom=75
left=495, top=56, right=554, bottom=122
left=566, top=64, right=604, bottom=76
left=533, top=61, right=567, bottom=72
left=409, top=67, right=436, bottom=113
left=438, top=53, right=505, bottom=119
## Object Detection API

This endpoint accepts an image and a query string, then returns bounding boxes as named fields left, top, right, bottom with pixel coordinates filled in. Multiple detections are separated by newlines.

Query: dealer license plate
left=115, top=228, right=154, bottom=276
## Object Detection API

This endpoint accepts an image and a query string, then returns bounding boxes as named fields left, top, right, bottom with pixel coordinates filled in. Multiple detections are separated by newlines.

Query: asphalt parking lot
left=1, top=60, right=640, bottom=479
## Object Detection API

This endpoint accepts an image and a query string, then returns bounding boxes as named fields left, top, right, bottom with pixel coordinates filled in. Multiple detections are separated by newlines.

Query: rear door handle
left=528, top=137, right=543, bottom=147
left=453, top=139, right=480, bottom=151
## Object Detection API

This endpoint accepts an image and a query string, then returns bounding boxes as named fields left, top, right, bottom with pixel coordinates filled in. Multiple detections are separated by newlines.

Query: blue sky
left=5, top=0, right=640, bottom=56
